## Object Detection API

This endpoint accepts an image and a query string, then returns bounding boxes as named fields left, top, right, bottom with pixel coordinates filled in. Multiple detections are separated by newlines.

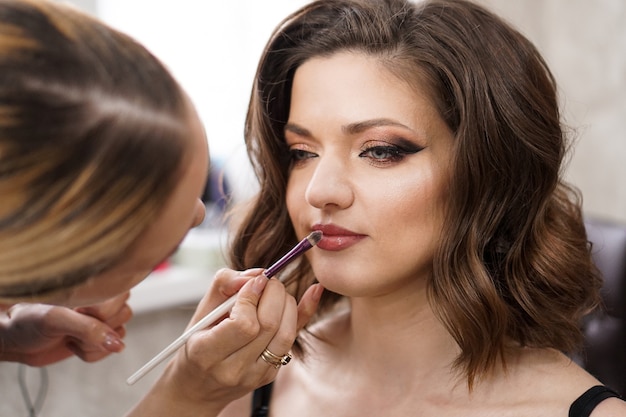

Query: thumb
left=296, top=283, right=324, bottom=331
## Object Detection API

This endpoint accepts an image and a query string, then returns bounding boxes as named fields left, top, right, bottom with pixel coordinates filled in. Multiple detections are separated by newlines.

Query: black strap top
left=251, top=383, right=274, bottom=417
left=569, top=385, right=621, bottom=417
left=251, top=383, right=622, bottom=417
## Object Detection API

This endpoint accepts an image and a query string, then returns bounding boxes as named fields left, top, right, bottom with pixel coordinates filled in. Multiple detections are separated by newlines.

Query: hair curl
left=230, top=0, right=602, bottom=385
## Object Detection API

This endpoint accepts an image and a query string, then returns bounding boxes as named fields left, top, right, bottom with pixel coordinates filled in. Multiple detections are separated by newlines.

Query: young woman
left=0, top=0, right=321, bottom=415
left=219, top=0, right=626, bottom=415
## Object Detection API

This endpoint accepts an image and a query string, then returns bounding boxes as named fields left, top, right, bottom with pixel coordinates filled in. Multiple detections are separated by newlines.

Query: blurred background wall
left=477, top=0, right=626, bottom=224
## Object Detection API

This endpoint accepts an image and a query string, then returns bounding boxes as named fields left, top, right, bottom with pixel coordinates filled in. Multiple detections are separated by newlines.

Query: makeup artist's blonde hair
left=0, top=0, right=190, bottom=300
left=232, top=0, right=602, bottom=387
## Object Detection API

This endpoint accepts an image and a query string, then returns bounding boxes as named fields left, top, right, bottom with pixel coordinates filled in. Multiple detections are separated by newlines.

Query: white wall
left=97, top=1, right=309, bottom=161
left=96, top=1, right=312, bottom=202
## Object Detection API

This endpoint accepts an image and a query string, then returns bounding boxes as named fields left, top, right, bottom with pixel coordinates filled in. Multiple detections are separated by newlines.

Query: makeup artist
left=211, top=0, right=626, bottom=416
left=0, top=0, right=321, bottom=416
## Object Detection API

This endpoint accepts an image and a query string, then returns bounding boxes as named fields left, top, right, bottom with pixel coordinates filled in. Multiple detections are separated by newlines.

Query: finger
left=258, top=292, right=298, bottom=371
left=185, top=275, right=268, bottom=362
left=189, top=268, right=262, bottom=324
left=65, top=343, right=102, bottom=362
left=66, top=341, right=112, bottom=363
left=43, top=308, right=125, bottom=354
left=214, top=268, right=264, bottom=298
left=99, top=302, right=133, bottom=330
left=254, top=278, right=287, bottom=338
left=233, top=277, right=290, bottom=362
left=75, top=291, right=130, bottom=321
left=68, top=321, right=129, bottom=361
left=113, top=325, right=127, bottom=340
left=296, top=283, right=324, bottom=330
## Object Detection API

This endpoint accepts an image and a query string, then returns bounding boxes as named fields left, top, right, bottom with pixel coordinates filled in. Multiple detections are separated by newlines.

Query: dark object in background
left=578, top=218, right=626, bottom=396
left=202, top=159, right=231, bottom=210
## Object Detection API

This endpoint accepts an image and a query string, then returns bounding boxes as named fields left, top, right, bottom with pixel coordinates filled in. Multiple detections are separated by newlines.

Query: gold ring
left=260, top=348, right=292, bottom=369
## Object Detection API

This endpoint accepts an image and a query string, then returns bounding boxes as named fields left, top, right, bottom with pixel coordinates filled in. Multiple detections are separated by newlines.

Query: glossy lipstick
left=313, top=224, right=366, bottom=251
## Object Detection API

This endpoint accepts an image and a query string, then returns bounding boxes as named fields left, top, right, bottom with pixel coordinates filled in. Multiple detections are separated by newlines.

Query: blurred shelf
left=128, top=266, right=215, bottom=315
left=128, top=227, right=228, bottom=315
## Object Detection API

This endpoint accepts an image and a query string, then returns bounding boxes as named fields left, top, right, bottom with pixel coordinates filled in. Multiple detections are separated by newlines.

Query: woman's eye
left=289, top=148, right=316, bottom=165
left=359, top=145, right=408, bottom=163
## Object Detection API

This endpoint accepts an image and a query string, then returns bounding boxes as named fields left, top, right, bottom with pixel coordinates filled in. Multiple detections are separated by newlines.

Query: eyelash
left=289, top=149, right=315, bottom=165
left=359, top=144, right=417, bottom=164
left=288, top=142, right=422, bottom=168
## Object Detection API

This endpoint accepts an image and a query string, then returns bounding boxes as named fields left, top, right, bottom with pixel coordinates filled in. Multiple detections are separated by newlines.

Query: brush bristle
left=307, top=230, right=323, bottom=246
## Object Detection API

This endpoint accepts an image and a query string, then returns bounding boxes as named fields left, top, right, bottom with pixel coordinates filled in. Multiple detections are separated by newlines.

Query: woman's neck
left=317, top=280, right=463, bottom=391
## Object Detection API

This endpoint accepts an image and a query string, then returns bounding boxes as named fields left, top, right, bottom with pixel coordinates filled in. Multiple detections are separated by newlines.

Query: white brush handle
left=126, top=295, right=236, bottom=385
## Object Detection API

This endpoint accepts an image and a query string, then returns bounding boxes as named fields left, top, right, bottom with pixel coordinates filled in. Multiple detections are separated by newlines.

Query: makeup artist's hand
left=0, top=292, right=131, bottom=366
left=127, top=268, right=323, bottom=417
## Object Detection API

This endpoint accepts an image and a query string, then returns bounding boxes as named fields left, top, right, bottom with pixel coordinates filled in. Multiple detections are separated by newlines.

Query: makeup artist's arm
left=0, top=292, right=130, bottom=366
left=126, top=268, right=322, bottom=417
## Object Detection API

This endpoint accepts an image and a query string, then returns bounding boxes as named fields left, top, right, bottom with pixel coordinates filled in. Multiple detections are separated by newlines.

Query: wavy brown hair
left=230, top=0, right=602, bottom=385
left=0, top=0, right=190, bottom=300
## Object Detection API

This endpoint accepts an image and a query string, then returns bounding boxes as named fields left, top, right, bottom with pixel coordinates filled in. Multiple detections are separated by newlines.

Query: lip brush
left=126, top=230, right=323, bottom=385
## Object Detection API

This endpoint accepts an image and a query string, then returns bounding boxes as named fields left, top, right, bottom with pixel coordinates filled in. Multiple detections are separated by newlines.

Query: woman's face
left=286, top=52, right=454, bottom=297
left=59, top=105, right=209, bottom=307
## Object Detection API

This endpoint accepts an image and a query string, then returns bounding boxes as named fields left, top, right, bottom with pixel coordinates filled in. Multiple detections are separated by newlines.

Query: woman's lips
left=312, top=224, right=366, bottom=251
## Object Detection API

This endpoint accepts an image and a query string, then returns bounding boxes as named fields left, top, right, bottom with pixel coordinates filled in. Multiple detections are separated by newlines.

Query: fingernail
left=312, top=284, right=325, bottom=301
left=251, top=275, right=268, bottom=295
left=240, top=268, right=263, bottom=277
left=102, top=333, right=125, bottom=352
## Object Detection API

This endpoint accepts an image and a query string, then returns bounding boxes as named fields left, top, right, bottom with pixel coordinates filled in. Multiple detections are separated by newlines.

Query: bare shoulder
left=492, top=349, right=602, bottom=409
left=589, top=396, right=626, bottom=417
left=521, top=350, right=626, bottom=416
left=217, top=392, right=253, bottom=417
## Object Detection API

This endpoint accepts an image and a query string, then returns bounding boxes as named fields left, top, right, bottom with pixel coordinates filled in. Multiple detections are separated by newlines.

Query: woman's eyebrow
left=285, top=118, right=415, bottom=137
left=284, top=123, right=311, bottom=137
left=342, top=118, right=414, bottom=135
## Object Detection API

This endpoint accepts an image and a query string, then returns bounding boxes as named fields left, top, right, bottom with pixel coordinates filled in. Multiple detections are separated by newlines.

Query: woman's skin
left=286, top=52, right=453, bottom=298
left=218, top=51, right=625, bottom=417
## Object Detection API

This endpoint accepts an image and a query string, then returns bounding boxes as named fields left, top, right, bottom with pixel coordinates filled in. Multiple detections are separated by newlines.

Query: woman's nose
left=304, top=156, right=354, bottom=210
